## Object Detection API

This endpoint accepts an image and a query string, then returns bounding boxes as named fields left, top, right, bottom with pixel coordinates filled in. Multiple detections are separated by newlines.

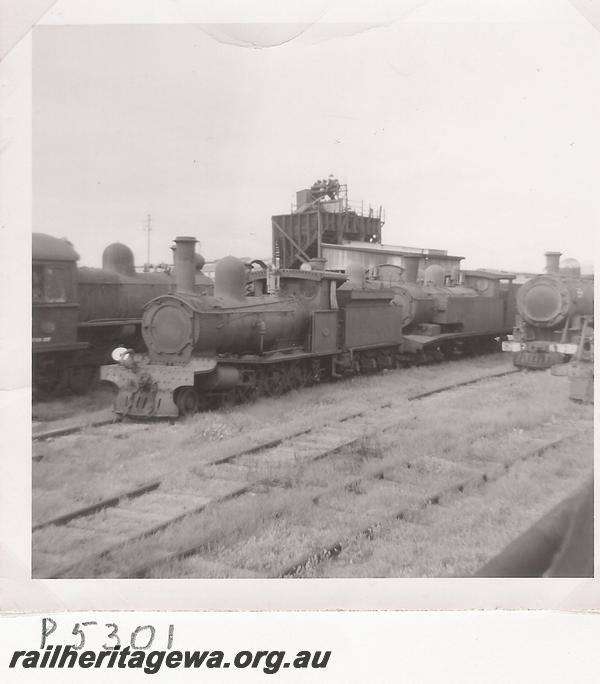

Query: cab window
left=32, top=264, right=71, bottom=302
left=32, top=265, right=45, bottom=302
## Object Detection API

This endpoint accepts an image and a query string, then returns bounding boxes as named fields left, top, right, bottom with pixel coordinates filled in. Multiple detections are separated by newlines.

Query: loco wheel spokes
left=310, top=359, right=322, bottom=384
left=375, top=350, right=394, bottom=371
left=235, top=384, right=257, bottom=404
left=440, top=343, right=457, bottom=359
left=235, top=368, right=258, bottom=403
left=462, top=339, right=480, bottom=357
left=358, top=352, right=377, bottom=374
left=175, top=386, right=199, bottom=416
left=219, top=391, right=237, bottom=409
left=256, top=369, right=269, bottom=397
left=262, top=365, right=289, bottom=397
left=288, top=362, right=310, bottom=390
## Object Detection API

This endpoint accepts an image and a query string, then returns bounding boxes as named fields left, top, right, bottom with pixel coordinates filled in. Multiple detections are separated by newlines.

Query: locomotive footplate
left=101, top=357, right=217, bottom=418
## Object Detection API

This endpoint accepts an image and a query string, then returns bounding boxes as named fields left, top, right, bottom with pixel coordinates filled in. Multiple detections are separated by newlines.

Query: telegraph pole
left=144, top=213, right=152, bottom=270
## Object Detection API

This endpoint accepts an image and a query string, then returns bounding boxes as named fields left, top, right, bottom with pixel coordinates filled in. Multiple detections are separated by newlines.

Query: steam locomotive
left=101, top=236, right=518, bottom=419
left=502, top=252, right=594, bottom=369
left=363, top=257, right=517, bottom=360
left=32, top=233, right=213, bottom=395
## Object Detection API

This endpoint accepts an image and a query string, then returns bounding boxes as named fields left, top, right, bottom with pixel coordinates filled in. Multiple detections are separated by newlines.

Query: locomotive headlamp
left=111, top=346, right=136, bottom=369
left=111, top=346, right=128, bottom=362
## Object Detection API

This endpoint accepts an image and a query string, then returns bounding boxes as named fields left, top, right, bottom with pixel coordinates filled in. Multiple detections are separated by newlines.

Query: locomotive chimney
left=544, top=251, right=562, bottom=275
left=174, top=236, right=198, bottom=293
left=402, top=255, right=420, bottom=283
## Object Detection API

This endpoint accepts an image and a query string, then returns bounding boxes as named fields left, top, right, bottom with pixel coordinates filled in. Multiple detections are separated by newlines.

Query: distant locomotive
left=502, top=252, right=594, bottom=369
left=364, top=257, right=518, bottom=360
left=32, top=233, right=213, bottom=395
left=101, top=237, right=518, bottom=419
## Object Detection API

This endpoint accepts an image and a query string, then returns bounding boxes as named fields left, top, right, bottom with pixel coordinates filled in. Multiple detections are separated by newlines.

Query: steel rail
left=33, top=418, right=115, bottom=443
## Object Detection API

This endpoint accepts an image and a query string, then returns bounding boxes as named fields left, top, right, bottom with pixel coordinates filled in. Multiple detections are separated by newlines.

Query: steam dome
left=559, top=258, right=581, bottom=277
left=102, top=243, right=135, bottom=276
left=215, top=255, right=246, bottom=299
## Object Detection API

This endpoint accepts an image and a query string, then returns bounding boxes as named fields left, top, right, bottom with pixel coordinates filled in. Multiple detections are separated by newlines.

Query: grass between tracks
left=32, top=384, right=116, bottom=423
left=60, top=366, right=593, bottom=578
left=32, top=354, right=510, bottom=522
left=302, top=434, right=592, bottom=578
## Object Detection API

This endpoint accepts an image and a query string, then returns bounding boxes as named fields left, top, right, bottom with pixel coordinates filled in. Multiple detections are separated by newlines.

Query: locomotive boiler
left=32, top=233, right=213, bottom=395
left=502, top=252, right=594, bottom=369
left=101, top=237, right=405, bottom=418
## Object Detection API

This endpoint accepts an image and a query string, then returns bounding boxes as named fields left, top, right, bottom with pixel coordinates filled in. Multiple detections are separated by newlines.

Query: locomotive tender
left=32, top=233, right=213, bottom=395
left=502, top=252, right=594, bottom=369
left=101, top=237, right=518, bottom=419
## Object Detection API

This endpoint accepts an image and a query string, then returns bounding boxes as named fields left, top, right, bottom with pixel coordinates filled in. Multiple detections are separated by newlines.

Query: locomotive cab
left=31, top=233, right=85, bottom=354
left=32, top=233, right=89, bottom=394
left=32, top=233, right=83, bottom=353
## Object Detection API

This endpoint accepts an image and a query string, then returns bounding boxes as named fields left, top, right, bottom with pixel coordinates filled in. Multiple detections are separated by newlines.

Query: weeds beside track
left=33, top=368, right=551, bottom=579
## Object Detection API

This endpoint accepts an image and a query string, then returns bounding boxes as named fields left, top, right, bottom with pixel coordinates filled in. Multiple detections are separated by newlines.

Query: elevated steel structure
left=272, top=182, right=385, bottom=269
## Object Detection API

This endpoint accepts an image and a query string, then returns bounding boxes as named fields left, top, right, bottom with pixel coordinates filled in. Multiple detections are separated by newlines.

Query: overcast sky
left=33, top=1, right=599, bottom=273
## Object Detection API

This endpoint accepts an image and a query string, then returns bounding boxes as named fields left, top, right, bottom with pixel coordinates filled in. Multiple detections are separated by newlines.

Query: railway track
left=274, top=430, right=591, bottom=578
left=33, top=367, right=527, bottom=579
left=33, top=392, right=426, bottom=578
left=33, top=412, right=115, bottom=443
left=127, top=427, right=591, bottom=580
left=32, top=367, right=519, bottom=444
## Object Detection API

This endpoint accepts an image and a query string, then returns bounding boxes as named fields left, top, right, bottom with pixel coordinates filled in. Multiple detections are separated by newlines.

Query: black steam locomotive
left=32, top=233, right=213, bottom=395
left=363, top=258, right=517, bottom=360
left=101, top=237, right=518, bottom=418
left=502, top=252, right=594, bottom=369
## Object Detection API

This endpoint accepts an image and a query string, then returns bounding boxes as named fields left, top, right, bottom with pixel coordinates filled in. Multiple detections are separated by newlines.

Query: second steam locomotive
left=502, top=251, right=594, bottom=369
left=33, top=233, right=213, bottom=395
